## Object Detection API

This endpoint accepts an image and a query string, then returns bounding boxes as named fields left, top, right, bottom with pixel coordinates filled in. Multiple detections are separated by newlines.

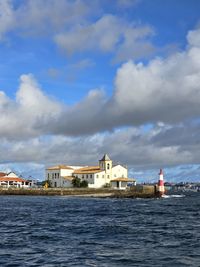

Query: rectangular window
left=96, top=175, right=99, bottom=178
left=107, top=175, right=110, bottom=178
left=90, top=174, right=92, bottom=178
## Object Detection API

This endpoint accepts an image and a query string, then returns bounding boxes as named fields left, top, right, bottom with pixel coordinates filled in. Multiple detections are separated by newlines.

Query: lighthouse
left=157, top=169, right=165, bottom=197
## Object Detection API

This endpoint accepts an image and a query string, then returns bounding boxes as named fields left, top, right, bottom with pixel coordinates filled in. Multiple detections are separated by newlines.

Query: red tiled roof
left=0, top=177, right=27, bottom=182
left=0, top=172, right=6, bottom=177
left=73, top=166, right=102, bottom=174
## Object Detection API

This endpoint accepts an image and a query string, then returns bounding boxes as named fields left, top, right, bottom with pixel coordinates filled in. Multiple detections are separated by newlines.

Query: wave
left=162, top=194, right=185, bottom=198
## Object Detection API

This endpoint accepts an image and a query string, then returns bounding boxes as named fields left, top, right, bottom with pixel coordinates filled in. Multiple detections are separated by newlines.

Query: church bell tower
left=99, top=154, right=112, bottom=173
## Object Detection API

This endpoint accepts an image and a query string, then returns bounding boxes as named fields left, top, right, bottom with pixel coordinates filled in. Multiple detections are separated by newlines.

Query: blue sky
left=0, top=0, right=200, bottom=182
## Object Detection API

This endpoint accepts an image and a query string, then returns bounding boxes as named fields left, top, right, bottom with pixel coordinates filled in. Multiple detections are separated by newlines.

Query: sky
left=1, top=0, right=200, bottom=183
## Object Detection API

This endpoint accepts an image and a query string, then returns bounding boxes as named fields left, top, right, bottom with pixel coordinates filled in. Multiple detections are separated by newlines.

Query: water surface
left=0, top=193, right=199, bottom=266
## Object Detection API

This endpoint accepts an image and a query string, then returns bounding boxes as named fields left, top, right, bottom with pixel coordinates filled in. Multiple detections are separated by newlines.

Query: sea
left=0, top=193, right=199, bottom=267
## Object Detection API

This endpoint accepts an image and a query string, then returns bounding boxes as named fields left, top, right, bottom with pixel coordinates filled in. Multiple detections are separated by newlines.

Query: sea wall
left=0, top=188, right=115, bottom=196
left=111, top=185, right=156, bottom=198
left=131, top=185, right=157, bottom=194
left=0, top=186, right=157, bottom=198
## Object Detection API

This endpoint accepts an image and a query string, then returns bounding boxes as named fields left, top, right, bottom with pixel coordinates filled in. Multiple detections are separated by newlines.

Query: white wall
left=60, top=169, right=74, bottom=177
left=62, top=178, right=73, bottom=188
left=46, top=167, right=80, bottom=188
left=112, top=165, right=128, bottom=179
left=90, top=171, right=106, bottom=188
left=74, top=172, right=106, bottom=188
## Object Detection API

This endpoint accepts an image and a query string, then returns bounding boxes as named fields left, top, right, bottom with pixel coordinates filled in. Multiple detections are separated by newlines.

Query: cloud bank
left=0, top=27, right=200, bottom=140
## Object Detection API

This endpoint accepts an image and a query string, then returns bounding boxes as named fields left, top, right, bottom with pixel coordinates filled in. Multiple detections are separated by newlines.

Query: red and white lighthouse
left=157, top=169, right=165, bottom=197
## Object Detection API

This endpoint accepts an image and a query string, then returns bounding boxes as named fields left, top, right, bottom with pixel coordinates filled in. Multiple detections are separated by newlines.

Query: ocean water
left=0, top=193, right=199, bottom=267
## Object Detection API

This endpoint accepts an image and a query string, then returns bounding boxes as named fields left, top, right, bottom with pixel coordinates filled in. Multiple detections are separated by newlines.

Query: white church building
left=46, top=154, right=132, bottom=189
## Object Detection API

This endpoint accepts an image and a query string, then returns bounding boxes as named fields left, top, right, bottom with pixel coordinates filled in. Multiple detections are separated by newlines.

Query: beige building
left=46, top=154, right=131, bottom=189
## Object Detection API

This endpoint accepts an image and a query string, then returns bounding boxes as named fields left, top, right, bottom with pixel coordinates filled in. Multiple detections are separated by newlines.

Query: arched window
left=107, top=163, right=110, bottom=169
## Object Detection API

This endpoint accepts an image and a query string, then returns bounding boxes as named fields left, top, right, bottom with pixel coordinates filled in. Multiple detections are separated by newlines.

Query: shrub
left=80, top=180, right=88, bottom=188
left=72, top=177, right=81, bottom=188
left=72, top=178, right=88, bottom=188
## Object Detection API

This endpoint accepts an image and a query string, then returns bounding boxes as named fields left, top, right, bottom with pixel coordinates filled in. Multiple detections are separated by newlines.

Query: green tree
left=80, top=180, right=88, bottom=188
left=72, top=177, right=81, bottom=188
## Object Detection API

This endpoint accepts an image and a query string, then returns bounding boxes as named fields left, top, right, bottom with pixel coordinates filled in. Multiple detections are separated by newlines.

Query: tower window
left=107, top=163, right=110, bottom=169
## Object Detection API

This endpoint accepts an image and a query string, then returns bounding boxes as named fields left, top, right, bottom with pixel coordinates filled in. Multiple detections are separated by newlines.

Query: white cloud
left=0, top=0, right=15, bottom=40
left=55, top=14, right=155, bottom=61
left=16, top=74, right=61, bottom=116
left=110, top=27, right=200, bottom=124
left=0, top=0, right=90, bottom=39
left=15, top=0, right=89, bottom=35
left=187, top=28, right=200, bottom=47
left=0, top=74, right=62, bottom=139
left=114, top=25, right=155, bottom=62
left=0, top=1, right=155, bottom=61
left=55, top=15, right=121, bottom=54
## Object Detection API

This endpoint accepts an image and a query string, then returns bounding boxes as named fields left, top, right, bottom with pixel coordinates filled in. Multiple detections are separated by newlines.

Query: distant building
left=46, top=154, right=133, bottom=189
left=0, top=172, right=31, bottom=188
